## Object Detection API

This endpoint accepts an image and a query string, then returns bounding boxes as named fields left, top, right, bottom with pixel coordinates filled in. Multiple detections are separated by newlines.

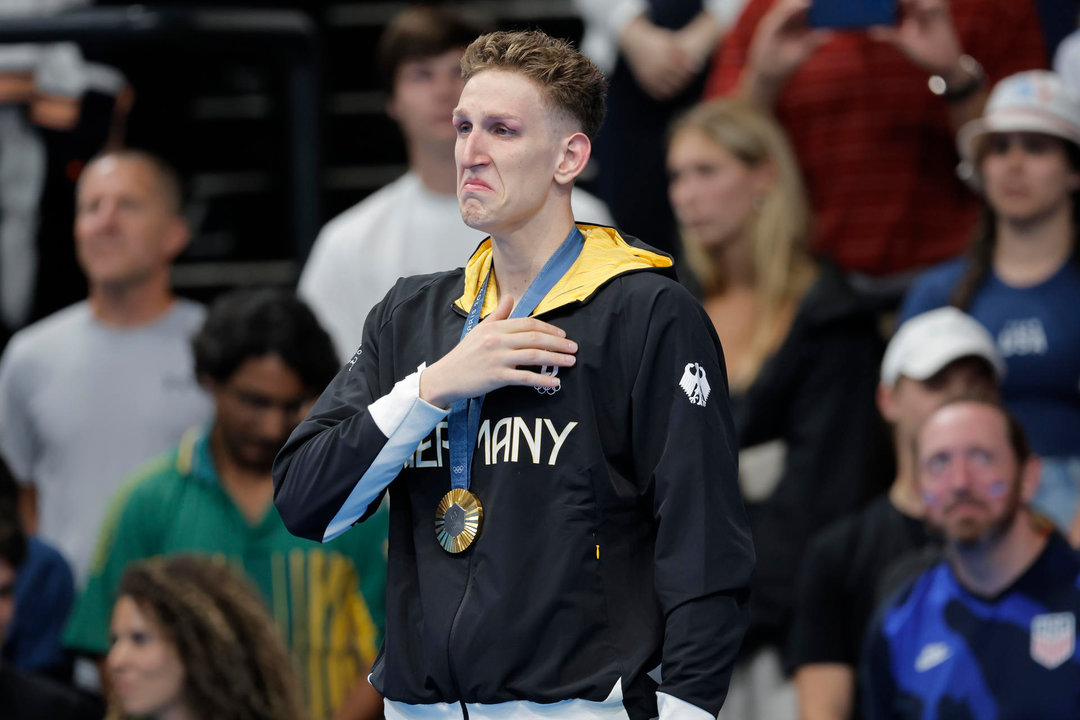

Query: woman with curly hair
left=106, top=555, right=306, bottom=720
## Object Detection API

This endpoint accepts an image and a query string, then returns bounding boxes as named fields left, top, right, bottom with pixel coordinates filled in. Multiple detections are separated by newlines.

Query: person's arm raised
left=418, top=293, right=577, bottom=409
left=274, top=293, right=577, bottom=543
left=738, top=0, right=830, bottom=108
left=869, top=0, right=987, bottom=131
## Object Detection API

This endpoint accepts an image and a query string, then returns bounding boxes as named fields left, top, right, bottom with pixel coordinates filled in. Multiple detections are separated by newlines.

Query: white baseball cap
left=957, top=70, right=1080, bottom=185
left=881, top=307, right=1005, bottom=386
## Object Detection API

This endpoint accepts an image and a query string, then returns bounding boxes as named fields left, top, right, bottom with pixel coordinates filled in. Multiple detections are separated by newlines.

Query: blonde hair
left=460, top=30, right=607, bottom=139
left=670, top=99, right=817, bottom=386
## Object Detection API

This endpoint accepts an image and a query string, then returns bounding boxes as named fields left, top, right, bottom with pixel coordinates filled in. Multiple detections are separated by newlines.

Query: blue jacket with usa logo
left=273, top=225, right=754, bottom=720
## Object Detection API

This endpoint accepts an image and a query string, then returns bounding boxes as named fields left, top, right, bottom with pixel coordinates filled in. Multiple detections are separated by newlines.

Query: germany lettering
left=404, top=418, right=578, bottom=469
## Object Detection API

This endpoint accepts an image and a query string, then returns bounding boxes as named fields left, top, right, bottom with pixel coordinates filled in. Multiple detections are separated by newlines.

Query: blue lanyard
left=447, top=226, right=585, bottom=491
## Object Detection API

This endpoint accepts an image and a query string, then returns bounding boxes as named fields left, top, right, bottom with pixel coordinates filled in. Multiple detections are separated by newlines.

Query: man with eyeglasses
left=65, top=289, right=389, bottom=720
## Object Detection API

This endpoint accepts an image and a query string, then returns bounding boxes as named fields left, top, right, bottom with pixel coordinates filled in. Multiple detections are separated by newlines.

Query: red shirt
left=705, top=0, right=1047, bottom=275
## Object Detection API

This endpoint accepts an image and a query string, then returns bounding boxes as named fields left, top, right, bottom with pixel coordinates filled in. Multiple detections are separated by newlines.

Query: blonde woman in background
left=667, top=98, right=888, bottom=720
left=106, top=555, right=306, bottom=720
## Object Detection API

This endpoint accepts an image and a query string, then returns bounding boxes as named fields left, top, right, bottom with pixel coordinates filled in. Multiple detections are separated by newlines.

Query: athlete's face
left=667, top=129, right=772, bottom=251
left=916, top=403, right=1038, bottom=547
left=453, top=70, right=569, bottom=236
left=388, top=47, right=466, bottom=147
left=981, top=132, right=1079, bottom=225
left=209, top=354, right=313, bottom=473
left=107, top=596, right=188, bottom=719
left=75, top=156, right=188, bottom=291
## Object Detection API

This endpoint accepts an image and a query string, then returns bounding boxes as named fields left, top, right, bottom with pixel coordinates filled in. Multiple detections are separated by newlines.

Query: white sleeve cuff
left=657, top=692, right=715, bottom=720
left=368, top=364, right=448, bottom=436
left=323, top=365, right=448, bottom=542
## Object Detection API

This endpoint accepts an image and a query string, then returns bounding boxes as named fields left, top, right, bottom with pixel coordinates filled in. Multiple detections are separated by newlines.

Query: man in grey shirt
left=0, top=149, right=211, bottom=586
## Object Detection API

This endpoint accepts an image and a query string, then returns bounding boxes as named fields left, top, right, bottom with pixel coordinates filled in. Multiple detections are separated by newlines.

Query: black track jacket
left=273, top=225, right=754, bottom=719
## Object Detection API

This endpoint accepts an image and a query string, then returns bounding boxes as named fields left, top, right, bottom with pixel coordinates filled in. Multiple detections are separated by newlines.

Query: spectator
left=0, top=0, right=131, bottom=339
left=900, top=70, right=1080, bottom=539
left=106, top=555, right=305, bottom=720
left=667, top=98, right=885, bottom=717
left=65, top=289, right=388, bottom=720
left=789, top=307, right=1002, bottom=720
left=300, top=3, right=613, bottom=361
left=574, top=0, right=747, bottom=257
left=0, top=149, right=212, bottom=586
left=705, top=0, right=1046, bottom=278
left=862, top=399, right=1080, bottom=719
left=0, top=452, right=74, bottom=682
left=0, top=485, right=101, bottom=720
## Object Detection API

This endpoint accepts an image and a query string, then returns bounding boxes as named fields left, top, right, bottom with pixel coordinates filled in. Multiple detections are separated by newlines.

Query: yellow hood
left=454, top=224, right=673, bottom=318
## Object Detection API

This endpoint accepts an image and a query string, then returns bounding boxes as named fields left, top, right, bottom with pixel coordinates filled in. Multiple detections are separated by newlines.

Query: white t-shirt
left=0, top=299, right=213, bottom=585
left=299, top=171, right=615, bottom=361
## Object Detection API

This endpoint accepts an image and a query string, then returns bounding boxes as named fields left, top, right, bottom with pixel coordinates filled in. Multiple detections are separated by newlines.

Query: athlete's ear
left=554, top=132, right=591, bottom=186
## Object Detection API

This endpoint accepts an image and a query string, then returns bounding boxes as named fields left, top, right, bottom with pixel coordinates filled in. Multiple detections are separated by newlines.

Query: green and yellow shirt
left=65, top=425, right=388, bottom=719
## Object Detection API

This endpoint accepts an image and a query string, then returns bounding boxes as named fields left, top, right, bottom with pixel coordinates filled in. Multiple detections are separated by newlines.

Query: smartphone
left=808, top=0, right=896, bottom=29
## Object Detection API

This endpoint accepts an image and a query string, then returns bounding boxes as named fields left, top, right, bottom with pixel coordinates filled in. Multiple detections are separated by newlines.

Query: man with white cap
left=900, top=69, right=1080, bottom=540
left=790, top=307, right=1003, bottom=720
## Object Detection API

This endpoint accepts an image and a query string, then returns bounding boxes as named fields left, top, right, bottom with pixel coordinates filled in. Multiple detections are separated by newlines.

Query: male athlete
left=274, top=29, right=754, bottom=720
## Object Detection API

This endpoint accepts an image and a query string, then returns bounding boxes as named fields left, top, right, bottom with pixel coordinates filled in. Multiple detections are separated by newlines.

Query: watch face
left=930, top=55, right=986, bottom=100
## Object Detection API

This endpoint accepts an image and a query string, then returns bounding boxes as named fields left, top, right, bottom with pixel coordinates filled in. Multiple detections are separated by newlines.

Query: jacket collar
left=454, top=224, right=673, bottom=317
left=175, top=424, right=220, bottom=485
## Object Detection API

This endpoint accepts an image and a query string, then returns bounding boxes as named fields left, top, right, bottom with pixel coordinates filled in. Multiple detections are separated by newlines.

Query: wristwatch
left=928, top=55, right=985, bottom=104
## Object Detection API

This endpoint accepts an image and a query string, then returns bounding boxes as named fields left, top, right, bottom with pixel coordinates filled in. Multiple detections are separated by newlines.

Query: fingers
left=473, top=327, right=577, bottom=365
left=769, top=0, right=812, bottom=31
left=503, top=367, right=563, bottom=390
left=867, top=25, right=898, bottom=45
left=485, top=313, right=568, bottom=339
left=506, top=329, right=576, bottom=353
left=507, top=346, right=577, bottom=369
left=481, top=293, right=515, bottom=324
left=480, top=297, right=571, bottom=343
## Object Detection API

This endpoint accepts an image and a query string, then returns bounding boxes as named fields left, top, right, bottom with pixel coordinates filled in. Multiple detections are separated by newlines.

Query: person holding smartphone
left=704, top=0, right=1046, bottom=282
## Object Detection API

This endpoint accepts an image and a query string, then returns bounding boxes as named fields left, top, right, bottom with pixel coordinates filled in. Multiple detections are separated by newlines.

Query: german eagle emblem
left=679, top=363, right=710, bottom=407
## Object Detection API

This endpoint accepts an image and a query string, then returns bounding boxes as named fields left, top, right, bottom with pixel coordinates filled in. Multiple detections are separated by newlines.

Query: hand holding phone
left=742, top=0, right=832, bottom=106
left=866, top=0, right=965, bottom=80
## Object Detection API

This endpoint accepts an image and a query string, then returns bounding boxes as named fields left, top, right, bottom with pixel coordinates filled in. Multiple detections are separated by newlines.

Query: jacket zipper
left=446, top=552, right=474, bottom=719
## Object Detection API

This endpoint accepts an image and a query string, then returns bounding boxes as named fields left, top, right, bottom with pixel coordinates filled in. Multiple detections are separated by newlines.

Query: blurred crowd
left=0, top=1, right=1078, bottom=719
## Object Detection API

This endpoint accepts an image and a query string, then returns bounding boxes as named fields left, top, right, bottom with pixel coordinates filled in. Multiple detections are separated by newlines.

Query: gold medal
left=435, top=488, right=484, bottom=553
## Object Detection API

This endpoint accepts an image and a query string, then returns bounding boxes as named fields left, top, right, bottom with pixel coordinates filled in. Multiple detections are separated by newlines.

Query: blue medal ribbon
left=447, top=226, right=585, bottom=492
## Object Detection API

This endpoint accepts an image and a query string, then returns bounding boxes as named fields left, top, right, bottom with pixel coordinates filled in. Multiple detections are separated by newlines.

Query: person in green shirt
left=65, top=289, right=388, bottom=720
